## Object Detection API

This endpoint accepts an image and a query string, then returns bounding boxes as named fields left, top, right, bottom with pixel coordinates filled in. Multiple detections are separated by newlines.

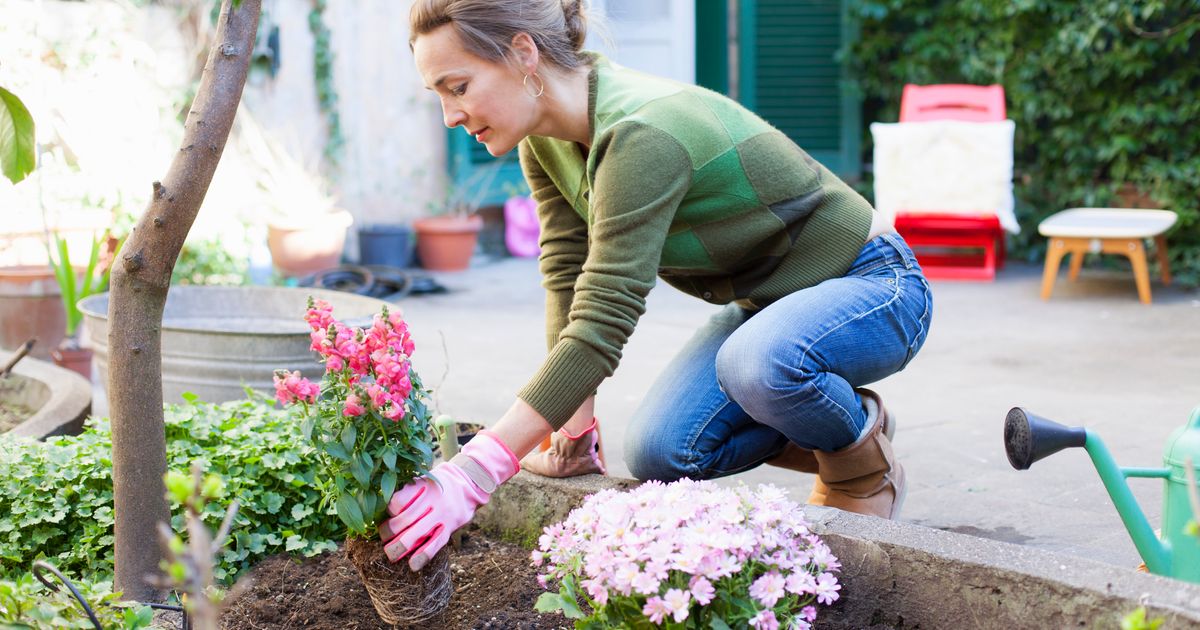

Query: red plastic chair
left=894, top=84, right=1008, bottom=280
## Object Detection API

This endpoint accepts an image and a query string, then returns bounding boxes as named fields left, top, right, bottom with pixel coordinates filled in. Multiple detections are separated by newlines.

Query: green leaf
left=324, top=441, right=350, bottom=461
left=335, top=493, right=366, bottom=532
left=380, top=471, right=397, bottom=501
left=558, top=592, right=584, bottom=619
left=0, top=86, right=36, bottom=185
left=164, top=471, right=192, bottom=505
left=382, top=448, right=397, bottom=470
left=534, top=592, right=567, bottom=613
left=290, top=503, right=314, bottom=520
left=340, top=425, right=357, bottom=453
left=349, top=456, right=370, bottom=487
left=709, top=619, right=734, bottom=630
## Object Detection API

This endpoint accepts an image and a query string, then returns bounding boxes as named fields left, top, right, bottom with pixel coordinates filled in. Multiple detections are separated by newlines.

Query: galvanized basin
left=79, top=286, right=391, bottom=411
left=1, top=356, right=91, bottom=439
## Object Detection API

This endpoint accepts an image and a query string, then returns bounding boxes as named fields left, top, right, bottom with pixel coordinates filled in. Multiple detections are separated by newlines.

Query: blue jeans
left=624, top=233, right=933, bottom=481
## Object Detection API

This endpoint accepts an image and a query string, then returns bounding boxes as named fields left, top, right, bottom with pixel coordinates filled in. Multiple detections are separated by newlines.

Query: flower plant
left=533, top=479, right=841, bottom=630
left=274, top=298, right=436, bottom=539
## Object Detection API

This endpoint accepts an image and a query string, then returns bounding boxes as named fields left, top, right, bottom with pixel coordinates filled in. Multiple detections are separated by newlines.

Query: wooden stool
left=1038, top=208, right=1177, bottom=304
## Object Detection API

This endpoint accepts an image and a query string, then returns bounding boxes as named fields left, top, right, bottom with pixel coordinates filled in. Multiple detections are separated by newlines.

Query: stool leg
left=1154, top=235, right=1172, bottom=286
left=1040, top=238, right=1068, bottom=300
left=1124, top=239, right=1152, bottom=305
left=1067, top=249, right=1085, bottom=282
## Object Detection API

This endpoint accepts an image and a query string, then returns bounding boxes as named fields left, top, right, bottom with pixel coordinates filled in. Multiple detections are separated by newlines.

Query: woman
left=380, top=0, right=933, bottom=572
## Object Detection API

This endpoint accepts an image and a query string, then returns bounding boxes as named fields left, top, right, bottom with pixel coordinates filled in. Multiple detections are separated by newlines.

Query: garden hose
left=31, top=560, right=191, bottom=630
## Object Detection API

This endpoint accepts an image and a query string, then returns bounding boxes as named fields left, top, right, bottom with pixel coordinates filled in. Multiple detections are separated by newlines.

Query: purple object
left=503, top=196, right=540, bottom=258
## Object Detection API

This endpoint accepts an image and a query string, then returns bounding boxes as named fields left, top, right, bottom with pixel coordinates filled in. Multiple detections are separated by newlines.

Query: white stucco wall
left=241, top=0, right=447, bottom=227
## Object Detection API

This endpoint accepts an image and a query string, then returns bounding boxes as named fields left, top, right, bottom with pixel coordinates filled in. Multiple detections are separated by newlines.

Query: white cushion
left=871, top=120, right=1020, bottom=234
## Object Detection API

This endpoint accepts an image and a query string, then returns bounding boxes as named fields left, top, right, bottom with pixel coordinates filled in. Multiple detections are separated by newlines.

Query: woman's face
left=413, top=25, right=536, bottom=157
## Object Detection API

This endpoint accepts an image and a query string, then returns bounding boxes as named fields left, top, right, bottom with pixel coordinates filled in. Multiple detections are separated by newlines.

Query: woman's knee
left=715, top=332, right=805, bottom=416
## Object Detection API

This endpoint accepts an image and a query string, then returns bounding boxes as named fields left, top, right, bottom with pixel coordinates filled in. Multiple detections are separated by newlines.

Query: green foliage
left=0, top=573, right=153, bottom=629
left=1121, top=606, right=1165, bottom=630
left=0, top=394, right=341, bottom=585
left=0, top=86, right=36, bottom=185
left=845, top=0, right=1200, bottom=285
left=47, top=231, right=122, bottom=340
left=308, top=0, right=344, bottom=167
left=172, top=235, right=250, bottom=286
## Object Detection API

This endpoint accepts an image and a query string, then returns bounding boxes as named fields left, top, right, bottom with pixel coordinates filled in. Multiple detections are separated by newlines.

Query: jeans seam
left=794, top=267, right=904, bottom=439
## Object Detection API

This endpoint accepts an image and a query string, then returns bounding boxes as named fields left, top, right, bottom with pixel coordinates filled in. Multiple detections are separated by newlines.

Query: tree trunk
left=108, top=0, right=260, bottom=602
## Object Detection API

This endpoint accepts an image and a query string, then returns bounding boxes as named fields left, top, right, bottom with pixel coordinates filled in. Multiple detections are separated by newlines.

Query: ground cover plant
left=0, top=394, right=340, bottom=585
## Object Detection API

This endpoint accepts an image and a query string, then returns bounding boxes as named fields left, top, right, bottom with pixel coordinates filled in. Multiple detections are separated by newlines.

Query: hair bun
left=562, top=0, right=588, bottom=51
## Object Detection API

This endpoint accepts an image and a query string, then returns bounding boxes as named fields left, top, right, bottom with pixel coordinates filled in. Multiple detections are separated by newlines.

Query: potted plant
left=238, top=111, right=352, bottom=277
left=0, top=86, right=63, bottom=359
left=44, top=230, right=120, bottom=379
left=534, top=479, right=843, bottom=629
left=413, top=158, right=508, bottom=272
left=273, top=297, right=449, bottom=625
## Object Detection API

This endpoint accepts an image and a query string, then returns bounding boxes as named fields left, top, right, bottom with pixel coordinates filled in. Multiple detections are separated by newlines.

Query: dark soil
left=220, top=527, right=570, bottom=629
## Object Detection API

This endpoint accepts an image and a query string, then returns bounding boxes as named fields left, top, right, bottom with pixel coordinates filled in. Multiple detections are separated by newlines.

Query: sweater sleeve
left=518, top=123, right=693, bottom=429
left=519, top=140, right=589, bottom=352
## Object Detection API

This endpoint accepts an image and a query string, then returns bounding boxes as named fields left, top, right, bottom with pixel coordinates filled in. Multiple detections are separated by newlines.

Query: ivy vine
left=308, top=0, right=343, bottom=167
left=845, top=0, right=1200, bottom=285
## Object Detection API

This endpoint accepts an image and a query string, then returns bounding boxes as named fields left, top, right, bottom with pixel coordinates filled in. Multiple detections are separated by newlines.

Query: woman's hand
left=521, top=417, right=606, bottom=477
left=379, top=430, right=518, bottom=570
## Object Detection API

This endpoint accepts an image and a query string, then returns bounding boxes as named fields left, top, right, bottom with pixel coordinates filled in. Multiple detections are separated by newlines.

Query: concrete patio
left=398, top=254, right=1200, bottom=571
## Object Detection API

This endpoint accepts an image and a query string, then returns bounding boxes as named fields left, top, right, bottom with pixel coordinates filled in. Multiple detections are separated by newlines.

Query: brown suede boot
left=810, top=391, right=906, bottom=519
left=765, top=388, right=896, bottom=506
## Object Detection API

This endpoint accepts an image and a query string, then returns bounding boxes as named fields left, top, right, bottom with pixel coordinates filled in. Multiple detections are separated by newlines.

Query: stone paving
left=398, top=254, right=1200, bottom=570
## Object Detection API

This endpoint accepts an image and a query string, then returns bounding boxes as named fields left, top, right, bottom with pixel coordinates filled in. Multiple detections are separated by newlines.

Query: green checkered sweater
left=516, top=54, right=874, bottom=429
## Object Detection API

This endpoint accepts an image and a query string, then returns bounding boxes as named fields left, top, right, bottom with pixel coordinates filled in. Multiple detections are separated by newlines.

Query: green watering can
left=1004, top=406, right=1200, bottom=582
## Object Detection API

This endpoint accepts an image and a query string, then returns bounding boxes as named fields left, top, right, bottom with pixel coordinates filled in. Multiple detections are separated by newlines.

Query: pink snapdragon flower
left=273, top=370, right=318, bottom=405
left=342, top=394, right=365, bottom=417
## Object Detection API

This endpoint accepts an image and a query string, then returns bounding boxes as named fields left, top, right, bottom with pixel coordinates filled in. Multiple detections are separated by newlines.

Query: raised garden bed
left=220, top=526, right=569, bottom=629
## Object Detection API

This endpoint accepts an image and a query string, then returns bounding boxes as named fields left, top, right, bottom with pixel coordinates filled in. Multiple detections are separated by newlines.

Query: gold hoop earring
left=523, top=72, right=545, bottom=98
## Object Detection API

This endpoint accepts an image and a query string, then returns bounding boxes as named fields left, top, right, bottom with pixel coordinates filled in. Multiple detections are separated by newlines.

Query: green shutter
left=737, top=0, right=861, bottom=178
left=446, top=127, right=525, bottom=208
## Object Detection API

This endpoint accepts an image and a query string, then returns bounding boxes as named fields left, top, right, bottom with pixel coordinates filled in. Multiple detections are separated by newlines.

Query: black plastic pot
left=358, top=225, right=414, bottom=268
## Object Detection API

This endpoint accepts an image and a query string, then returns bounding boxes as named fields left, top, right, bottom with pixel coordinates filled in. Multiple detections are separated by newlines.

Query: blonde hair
left=409, top=0, right=590, bottom=70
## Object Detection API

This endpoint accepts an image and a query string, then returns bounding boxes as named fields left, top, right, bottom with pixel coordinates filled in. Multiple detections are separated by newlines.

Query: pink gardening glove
left=379, top=430, right=519, bottom=571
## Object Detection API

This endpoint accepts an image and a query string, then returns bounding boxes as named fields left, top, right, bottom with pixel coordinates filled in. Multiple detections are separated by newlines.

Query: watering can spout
left=1004, top=408, right=1087, bottom=470
left=1005, top=406, right=1179, bottom=579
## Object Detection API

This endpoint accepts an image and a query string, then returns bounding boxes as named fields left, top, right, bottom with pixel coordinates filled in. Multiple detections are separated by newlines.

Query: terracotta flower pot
left=51, top=344, right=93, bottom=382
left=0, top=265, right=66, bottom=360
left=413, top=214, right=483, bottom=272
left=267, top=210, right=354, bottom=277
left=344, top=536, right=452, bottom=625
